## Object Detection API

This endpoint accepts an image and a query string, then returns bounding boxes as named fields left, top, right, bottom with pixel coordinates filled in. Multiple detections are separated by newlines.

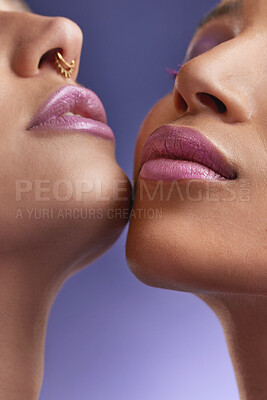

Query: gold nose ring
left=55, top=51, right=75, bottom=78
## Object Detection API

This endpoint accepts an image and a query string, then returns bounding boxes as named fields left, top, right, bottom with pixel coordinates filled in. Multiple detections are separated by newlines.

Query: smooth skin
left=0, top=0, right=131, bottom=399
left=127, top=0, right=267, bottom=398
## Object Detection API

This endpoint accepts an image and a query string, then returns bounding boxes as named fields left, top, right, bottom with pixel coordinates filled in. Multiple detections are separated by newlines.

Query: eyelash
left=166, top=64, right=182, bottom=79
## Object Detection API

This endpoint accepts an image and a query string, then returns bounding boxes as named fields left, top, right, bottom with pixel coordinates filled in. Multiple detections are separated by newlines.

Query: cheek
left=134, top=93, right=178, bottom=180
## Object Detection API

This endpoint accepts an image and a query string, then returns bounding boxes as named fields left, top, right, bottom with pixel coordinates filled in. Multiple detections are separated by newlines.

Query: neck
left=0, top=255, right=65, bottom=400
left=198, top=292, right=267, bottom=400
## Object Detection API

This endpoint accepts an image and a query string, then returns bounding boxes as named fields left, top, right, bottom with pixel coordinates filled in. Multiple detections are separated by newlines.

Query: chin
left=126, top=178, right=267, bottom=296
left=1, top=139, right=132, bottom=274
left=67, top=160, right=132, bottom=272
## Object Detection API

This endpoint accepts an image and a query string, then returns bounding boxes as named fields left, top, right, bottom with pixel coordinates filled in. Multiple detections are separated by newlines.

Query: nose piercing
left=55, top=51, right=75, bottom=78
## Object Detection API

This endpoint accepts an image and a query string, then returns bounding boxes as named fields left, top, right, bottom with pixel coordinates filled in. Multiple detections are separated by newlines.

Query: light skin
left=126, top=0, right=267, bottom=398
left=0, top=0, right=131, bottom=399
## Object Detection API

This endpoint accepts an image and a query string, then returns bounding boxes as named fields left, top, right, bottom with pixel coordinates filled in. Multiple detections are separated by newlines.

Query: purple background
left=25, top=0, right=239, bottom=399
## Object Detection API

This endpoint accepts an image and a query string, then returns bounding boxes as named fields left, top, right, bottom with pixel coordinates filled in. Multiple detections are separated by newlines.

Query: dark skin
left=0, top=0, right=131, bottom=398
left=127, top=1, right=267, bottom=398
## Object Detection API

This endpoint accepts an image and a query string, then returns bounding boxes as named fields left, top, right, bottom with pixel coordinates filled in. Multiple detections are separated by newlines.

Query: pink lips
left=140, top=125, right=237, bottom=181
left=27, top=85, right=114, bottom=141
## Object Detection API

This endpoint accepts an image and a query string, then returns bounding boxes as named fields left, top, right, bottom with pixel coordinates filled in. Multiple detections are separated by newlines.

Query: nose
left=173, top=33, right=256, bottom=123
left=5, top=12, right=83, bottom=81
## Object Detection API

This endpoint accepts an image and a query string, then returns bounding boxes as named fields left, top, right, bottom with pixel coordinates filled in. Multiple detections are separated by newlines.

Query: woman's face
left=127, top=0, right=267, bottom=295
left=0, top=0, right=131, bottom=272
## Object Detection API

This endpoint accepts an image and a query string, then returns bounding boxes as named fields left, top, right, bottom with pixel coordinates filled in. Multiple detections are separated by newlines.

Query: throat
left=197, top=292, right=267, bottom=400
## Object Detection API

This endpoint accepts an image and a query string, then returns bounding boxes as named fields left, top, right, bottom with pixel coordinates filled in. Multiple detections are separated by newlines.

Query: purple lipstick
left=27, top=85, right=114, bottom=141
left=140, top=125, right=237, bottom=181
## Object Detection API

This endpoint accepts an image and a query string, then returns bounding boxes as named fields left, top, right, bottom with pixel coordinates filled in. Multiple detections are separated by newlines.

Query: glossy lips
left=27, top=85, right=114, bottom=141
left=140, top=125, right=237, bottom=181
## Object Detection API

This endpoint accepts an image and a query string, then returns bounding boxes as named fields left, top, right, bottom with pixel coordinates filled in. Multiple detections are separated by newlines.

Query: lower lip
left=28, top=115, right=115, bottom=141
left=140, top=159, right=226, bottom=181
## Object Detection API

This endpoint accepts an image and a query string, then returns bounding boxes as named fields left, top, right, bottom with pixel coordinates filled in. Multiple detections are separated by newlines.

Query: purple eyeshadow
left=186, top=30, right=232, bottom=61
left=166, top=30, right=231, bottom=79
left=188, top=38, right=218, bottom=59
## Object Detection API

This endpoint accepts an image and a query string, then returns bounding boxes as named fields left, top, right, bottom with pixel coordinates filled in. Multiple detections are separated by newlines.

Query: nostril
left=196, top=92, right=227, bottom=114
left=38, top=48, right=62, bottom=68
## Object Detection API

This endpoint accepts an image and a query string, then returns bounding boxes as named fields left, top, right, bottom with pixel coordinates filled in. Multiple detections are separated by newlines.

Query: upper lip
left=140, top=125, right=238, bottom=180
left=27, top=84, right=107, bottom=130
